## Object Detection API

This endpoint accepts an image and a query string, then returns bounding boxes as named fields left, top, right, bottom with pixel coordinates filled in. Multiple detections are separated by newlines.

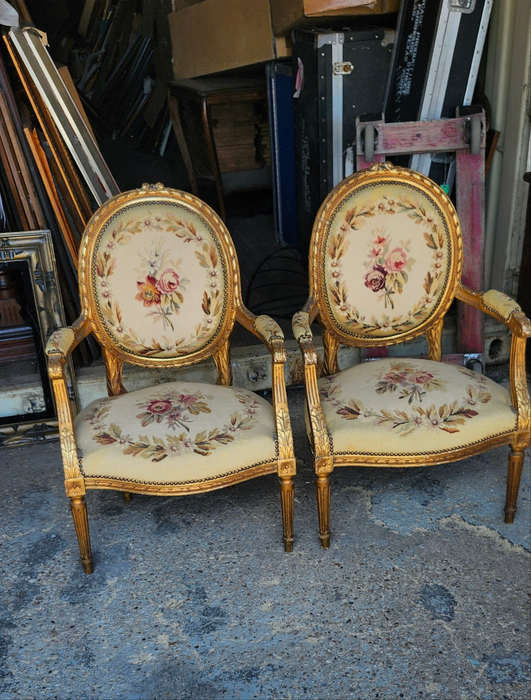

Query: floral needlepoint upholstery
left=316, top=359, right=517, bottom=456
left=92, top=202, right=227, bottom=358
left=323, top=182, right=453, bottom=338
left=74, top=382, right=277, bottom=484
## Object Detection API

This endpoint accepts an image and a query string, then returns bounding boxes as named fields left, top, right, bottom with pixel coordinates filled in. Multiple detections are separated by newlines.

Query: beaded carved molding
left=80, top=185, right=238, bottom=367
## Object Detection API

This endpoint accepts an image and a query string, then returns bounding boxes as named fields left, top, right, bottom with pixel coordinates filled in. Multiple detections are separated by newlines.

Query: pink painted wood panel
left=456, top=149, right=485, bottom=353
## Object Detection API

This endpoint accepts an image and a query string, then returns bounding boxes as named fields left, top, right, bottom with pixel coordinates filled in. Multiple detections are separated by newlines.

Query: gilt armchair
left=293, top=163, right=530, bottom=548
left=46, top=183, right=295, bottom=573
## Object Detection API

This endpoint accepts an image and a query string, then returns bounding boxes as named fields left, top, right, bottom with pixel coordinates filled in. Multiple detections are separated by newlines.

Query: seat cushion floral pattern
left=322, top=182, right=455, bottom=338
left=74, top=382, right=277, bottom=484
left=91, top=201, right=227, bottom=358
left=314, top=358, right=517, bottom=456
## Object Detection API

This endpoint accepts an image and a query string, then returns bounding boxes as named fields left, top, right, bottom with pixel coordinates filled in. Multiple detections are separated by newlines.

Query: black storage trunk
left=292, top=26, right=393, bottom=253
left=383, top=0, right=492, bottom=185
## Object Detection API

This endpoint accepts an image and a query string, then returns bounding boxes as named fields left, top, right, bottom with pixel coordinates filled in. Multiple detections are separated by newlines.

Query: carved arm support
left=292, top=309, right=333, bottom=473
left=45, top=316, right=92, bottom=496
left=456, top=284, right=530, bottom=443
left=235, top=306, right=295, bottom=476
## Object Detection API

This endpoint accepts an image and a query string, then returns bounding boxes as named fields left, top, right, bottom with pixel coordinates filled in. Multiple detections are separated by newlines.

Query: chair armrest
left=46, top=327, right=75, bottom=359
left=292, top=311, right=313, bottom=341
left=46, top=316, right=92, bottom=496
left=292, top=309, right=332, bottom=469
left=253, top=314, right=285, bottom=346
left=235, top=306, right=284, bottom=349
left=45, top=315, right=92, bottom=364
left=481, top=290, right=522, bottom=322
left=235, top=305, right=295, bottom=476
left=456, top=284, right=530, bottom=444
left=456, top=284, right=530, bottom=337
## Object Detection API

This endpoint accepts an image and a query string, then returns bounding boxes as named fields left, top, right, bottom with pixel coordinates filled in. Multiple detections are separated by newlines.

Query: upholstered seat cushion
left=74, top=382, right=277, bottom=484
left=315, top=358, right=517, bottom=457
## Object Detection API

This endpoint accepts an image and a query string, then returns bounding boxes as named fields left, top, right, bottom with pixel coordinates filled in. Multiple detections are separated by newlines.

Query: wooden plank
left=0, top=103, right=34, bottom=229
left=456, top=148, right=485, bottom=354
left=0, top=90, right=45, bottom=228
left=356, top=115, right=486, bottom=168
left=0, top=131, right=28, bottom=230
left=4, top=35, right=93, bottom=227
left=25, top=127, right=79, bottom=265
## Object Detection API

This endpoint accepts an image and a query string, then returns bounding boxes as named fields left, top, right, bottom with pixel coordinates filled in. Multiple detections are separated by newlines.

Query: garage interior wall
left=484, top=0, right=531, bottom=295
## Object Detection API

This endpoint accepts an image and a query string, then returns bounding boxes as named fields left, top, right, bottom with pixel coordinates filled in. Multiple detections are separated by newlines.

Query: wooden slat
left=25, top=126, right=79, bottom=265
left=456, top=148, right=485, bottom=354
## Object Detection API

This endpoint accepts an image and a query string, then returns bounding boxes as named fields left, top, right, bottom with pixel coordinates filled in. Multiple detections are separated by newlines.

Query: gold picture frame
left=0, top=229, right=78, bottom=446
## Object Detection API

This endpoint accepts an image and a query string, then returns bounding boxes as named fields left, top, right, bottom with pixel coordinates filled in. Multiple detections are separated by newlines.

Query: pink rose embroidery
left=178, top=393, right=199, bottom=410
left=383, top=371, right=408, bottom=385
left=410, top=371, right=434, bottom=385
left=146, top=399, right=172, bottom=415
left=364, top=265, right=387, bottom=292
left=156, top=269, right=180, bottom=294
left=384, top=248, right=407, bottom=273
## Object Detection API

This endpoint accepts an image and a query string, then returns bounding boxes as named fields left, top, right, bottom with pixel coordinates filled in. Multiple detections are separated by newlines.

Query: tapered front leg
left=70, top=496, right=93, bottom=574
left=315, top=473, right=331, bottom=549
left=505, top=448, right=525, bottom=523
left=123, top=491, right=132, bottom=504
left=279, top=476, right=294, bottom=552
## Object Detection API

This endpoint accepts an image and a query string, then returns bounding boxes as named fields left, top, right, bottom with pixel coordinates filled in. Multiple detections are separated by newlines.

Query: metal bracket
left=464, top=352, right=485, bottom=374
left=362, top=123, right=377, bottom=163
left=333, top=62, right=354, bottom=76
left=317, top=32, right=344, bottom=48
left=449, top=0, right=477, bottom=13
left=464, top=113, right=483, bottom=155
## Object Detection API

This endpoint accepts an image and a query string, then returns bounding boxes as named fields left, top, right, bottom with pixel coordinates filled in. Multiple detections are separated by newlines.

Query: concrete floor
left=0, top=386, right=530, bottom=700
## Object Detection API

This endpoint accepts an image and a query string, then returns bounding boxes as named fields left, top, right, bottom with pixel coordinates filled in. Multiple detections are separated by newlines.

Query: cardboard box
left=270, top=0, right=400, bottom=36
left=168, top=0, right=290, bottom=80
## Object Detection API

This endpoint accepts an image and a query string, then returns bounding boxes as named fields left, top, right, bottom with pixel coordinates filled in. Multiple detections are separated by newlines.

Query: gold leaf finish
left=279, top=476, right=294, bottom=552
left=70, top=496, right=93, bottom=574
left=276, top=408, right=295, bottom=461
left=213, top=339, right=233, bottom=386
left=102, top=347, right=127, bottom=396
left=425, top=318, right=444, bottom=362
left=322, top=329, right=339, bottom=376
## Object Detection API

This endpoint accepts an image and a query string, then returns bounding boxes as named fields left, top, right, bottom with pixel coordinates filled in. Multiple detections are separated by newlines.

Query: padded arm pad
left=292, top=311, right=313, bottom=341
left=253, top=315, right=284, bottom=345
left=45, top=327, right=75, bottom=358
left=481, top=290, right=522, bottom=322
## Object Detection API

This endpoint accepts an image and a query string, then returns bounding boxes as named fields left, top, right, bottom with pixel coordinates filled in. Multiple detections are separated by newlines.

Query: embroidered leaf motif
left=95, top=209, right=225, bottom=357
left=337, top=400, right=362, bottom=420
left=327, top=194, right=447, bottom=334
left=319, top=366, right=491, bottom=436
left=87, top=389, right=261, bottom=462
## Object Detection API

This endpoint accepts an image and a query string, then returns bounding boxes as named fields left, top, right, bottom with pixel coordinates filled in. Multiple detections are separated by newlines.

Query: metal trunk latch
left=333, top=62, right=354, bottom=75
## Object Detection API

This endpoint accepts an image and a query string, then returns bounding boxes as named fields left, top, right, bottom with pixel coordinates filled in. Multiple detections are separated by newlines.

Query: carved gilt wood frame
left=46, top=185, right=295, bottom=566
left=293, top=163, right=530, bottom=545
left=0, top=230, right=76, bottom=446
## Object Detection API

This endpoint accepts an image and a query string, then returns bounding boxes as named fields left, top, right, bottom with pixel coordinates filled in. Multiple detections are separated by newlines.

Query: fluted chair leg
left=505, top=448, right=525, bottom=523
left=279, top=476, right=294, bottom=552
left=316, top=473, right=331, bottom=549
left=70, top=496, right=93, bottom=574
left=123, top=491, right=132, bottom=503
